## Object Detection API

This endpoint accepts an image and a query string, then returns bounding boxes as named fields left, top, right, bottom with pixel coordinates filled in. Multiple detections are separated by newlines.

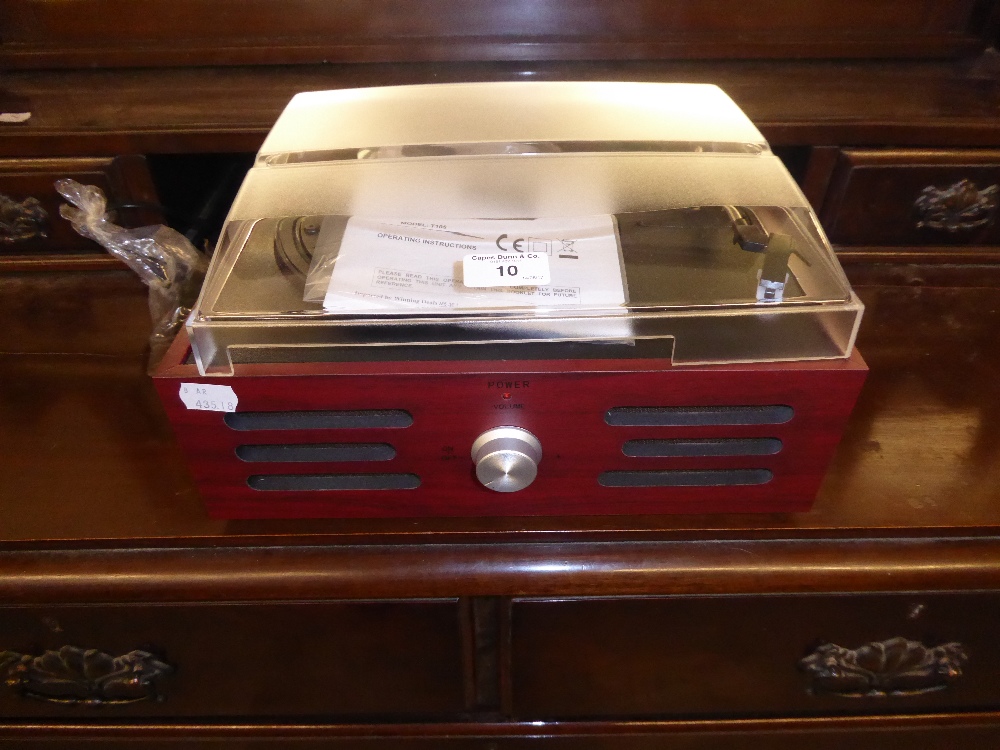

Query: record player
left=154, top=82, right=867, bottom=519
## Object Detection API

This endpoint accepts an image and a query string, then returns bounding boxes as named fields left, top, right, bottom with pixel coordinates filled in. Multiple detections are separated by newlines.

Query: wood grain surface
left=1, top=57, right=1000, bottom=158
left=1, top=715, right=1000, bottom=747
left=0, top=0, right=987, bottom=68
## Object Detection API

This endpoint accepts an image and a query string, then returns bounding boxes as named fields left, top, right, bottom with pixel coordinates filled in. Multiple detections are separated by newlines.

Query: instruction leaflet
left=318, top=216, right=628, bottom=312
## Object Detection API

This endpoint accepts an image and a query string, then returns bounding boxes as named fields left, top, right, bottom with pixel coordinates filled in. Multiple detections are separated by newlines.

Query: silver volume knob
left=471, top=426, right=542, bottom=493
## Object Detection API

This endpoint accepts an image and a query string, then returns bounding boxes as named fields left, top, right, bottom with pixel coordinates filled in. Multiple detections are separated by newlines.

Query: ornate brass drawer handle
left=799, top=636, right=967, bottom=697
left=0, top=646, right=173, bottom=705
left=914, top=179, right=998, bottom=233
left=0, top=193, right=49, bottom=243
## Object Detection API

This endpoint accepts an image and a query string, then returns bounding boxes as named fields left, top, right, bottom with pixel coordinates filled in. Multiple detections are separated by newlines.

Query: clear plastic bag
left=56, top=179, right=207, bottom=367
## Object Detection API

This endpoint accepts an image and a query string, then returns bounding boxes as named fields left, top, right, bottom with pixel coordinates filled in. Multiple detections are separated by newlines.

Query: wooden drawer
left=820, top=149, right=1000, bottom=248
left=510, top=593, right=1000, bottom=719
left=0, top=600, right=465, bottom=719
left=0, top=155, right=159, bottom=262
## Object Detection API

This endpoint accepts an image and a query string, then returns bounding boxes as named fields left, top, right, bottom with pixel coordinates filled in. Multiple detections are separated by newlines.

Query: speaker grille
left=605, top=405, right=793, bottom=427
left=225, top=410, right=413, bottom=431
left=622, top=438, right=782, bottom=458
left=599, top=469, right=773, bottom=487
left=236, top=443, right=396, bottom=463
left=248, top=473, right=421, bottom=491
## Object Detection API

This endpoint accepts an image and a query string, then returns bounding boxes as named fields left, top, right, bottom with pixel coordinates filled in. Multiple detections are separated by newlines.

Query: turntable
left=154, top=82, right=866, bottom=518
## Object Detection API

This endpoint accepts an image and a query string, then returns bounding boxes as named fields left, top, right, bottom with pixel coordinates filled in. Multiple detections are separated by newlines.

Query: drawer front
left=0, top=600, right=465, bottom=719
left=0, top=155, right=159, bottom=258
left=511, top=593, right=1000, bottom=719
left=820, top=149, right=1000, bottom=247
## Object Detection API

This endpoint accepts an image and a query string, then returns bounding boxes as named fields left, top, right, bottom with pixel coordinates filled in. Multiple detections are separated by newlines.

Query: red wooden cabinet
left=153, top=332, right=866, bottom=519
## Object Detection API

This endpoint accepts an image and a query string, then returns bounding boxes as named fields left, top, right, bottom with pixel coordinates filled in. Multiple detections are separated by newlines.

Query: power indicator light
left=501, top=392, right=512, bottom=400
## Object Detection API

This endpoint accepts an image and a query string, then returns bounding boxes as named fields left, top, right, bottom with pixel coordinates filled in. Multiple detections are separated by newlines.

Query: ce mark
left=495, top=234, right=525, bottom=252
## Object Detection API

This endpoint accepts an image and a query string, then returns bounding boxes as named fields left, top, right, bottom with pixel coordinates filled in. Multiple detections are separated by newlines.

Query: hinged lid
left=188, top=82, right=862, bottom=376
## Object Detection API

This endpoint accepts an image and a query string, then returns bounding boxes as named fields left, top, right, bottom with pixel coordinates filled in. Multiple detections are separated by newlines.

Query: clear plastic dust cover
left=187, top=81, right=863, bottom=375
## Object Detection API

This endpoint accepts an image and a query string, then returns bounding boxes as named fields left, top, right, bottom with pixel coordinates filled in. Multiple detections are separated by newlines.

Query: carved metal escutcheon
left=0, top=193, right=49, bottom=243
left=799, top=636, right=967, bottom=698
left=0, top=645, right=173, bottom=705
left=913, top=179, right=998, bottom=233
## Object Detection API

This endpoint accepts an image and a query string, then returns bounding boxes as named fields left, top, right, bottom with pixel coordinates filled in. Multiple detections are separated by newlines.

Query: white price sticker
left=462, top=253, right=551, bottom=288
left=179, top=383, right=238, bottom=412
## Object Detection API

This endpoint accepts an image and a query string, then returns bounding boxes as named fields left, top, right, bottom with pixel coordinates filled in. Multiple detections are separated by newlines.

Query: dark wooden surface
left=3, top=716, right=1000, bottom=747
left=0, top=0, right=989, bottom=69
left=0, top=601, right=465, bottom=719
left=511, top=593, right=999, bottom=718
left=2, top=56, right=1000, bottom=159
left=2, top=271, right=998, bottom=547
left=821, top=149, right=1000, bottom=247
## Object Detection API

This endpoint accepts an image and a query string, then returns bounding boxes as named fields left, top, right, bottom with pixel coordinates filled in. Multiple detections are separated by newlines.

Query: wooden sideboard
left=4, top=275, right=1000, bottom=746
left=2, top=1, right=1000, bottom=745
